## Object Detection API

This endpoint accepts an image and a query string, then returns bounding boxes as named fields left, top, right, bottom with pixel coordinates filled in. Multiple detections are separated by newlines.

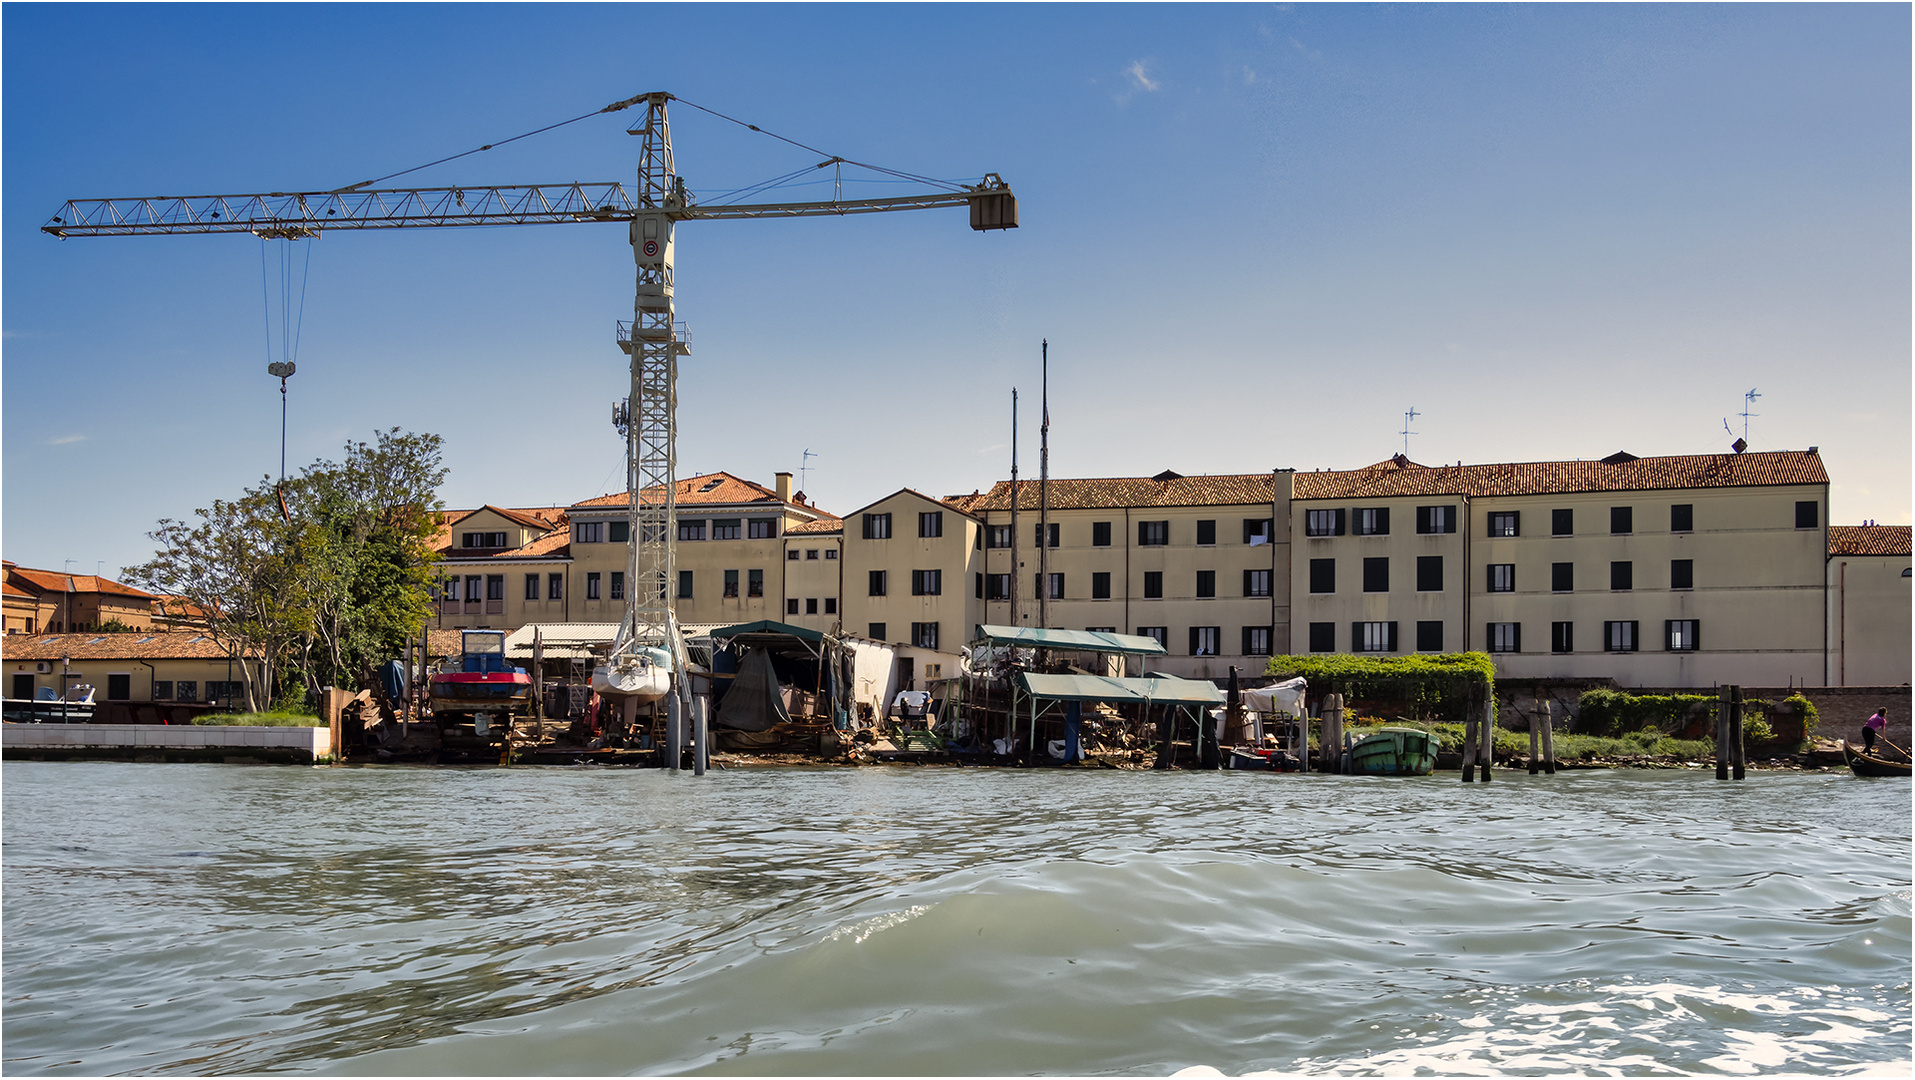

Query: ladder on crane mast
left=45, top=90, right=1017, bottom=772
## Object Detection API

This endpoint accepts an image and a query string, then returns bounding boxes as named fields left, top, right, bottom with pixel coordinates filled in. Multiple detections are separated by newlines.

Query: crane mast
left=43, top=90, right=1016, bottom=762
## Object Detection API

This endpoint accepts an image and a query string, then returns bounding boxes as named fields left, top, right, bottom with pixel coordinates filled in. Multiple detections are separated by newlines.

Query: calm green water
left=2, top=762, right=1908, bottom=1076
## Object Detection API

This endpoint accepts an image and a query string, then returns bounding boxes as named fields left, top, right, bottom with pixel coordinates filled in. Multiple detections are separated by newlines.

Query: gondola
left=1840, top=740, right=1911, bottom=778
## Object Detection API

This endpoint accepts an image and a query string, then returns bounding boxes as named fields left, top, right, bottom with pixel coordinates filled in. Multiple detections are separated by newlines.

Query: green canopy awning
left=973, top=624, right=1167, bottom=657
left=709, top=619, right=825, bottom=644
left=1016, top=672, right=1224, bottom=707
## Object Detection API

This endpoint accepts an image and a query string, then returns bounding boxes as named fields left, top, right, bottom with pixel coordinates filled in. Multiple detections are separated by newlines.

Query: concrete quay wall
left=2, top=724, right=329, bottom=764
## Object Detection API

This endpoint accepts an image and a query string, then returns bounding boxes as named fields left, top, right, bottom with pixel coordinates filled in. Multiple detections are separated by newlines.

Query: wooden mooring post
left=1715, top=684, right=1747, bottom=781
left=1478, top=695, right=1494, bottom=782
left=1322, top=692, right=1344, bottom=773
left=1461, top=691, right=1479, bottom=782
left=1528, top=706, right=1541, bottom=774
left=1540, top=698, right=1557, bottom=774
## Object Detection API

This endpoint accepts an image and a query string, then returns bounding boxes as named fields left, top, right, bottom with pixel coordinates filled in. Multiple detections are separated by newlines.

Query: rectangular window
left=1242, top=626, right=1272, bottom=656
left=1354, top=621, right=1398, bottom=653
left=1796, top=500, right=1819, bottom=529
left=1552, top=622, right=1574, bottom=654
left=1143, top=571, right=1163, bottom=599
left=1671, top=504, right=1693, bottom=533
left=677, top=570, right=693, bottom=599
left=1044, top=573, right=1064, bottom=600
left=824, top=549, right=837, bottom=560
left=609, top=520, right=629, bottom=543
left=745, top=518, right=776, bottom=539
left=747, top=569, right=764, bottom=598
left=175, top=680, right=198, bottom=702
left=1138, top=520, right=1169, bottom=546
left=1671, top=559, right=1693, bottom=590
left=869, top=622, right=886, bottom=641
left=640, top=523, right=665, bottom=543
left=153, top=680, right=173, bottom=701
left=1033, top=522, right=1059, bottom=548
left=1487, top=564, right=1514, bottom=593
left=1416, top=556, right=1442, bottom=592
left=1666, top=619, right=1700, bottom=652
left=1244, top=518, right=1273, bottom=545
left=1136, top=626, right=1168, bottom=648
left=608, top=572, right=624, bottom=600
left=787, top=598, right=801, bottom=616
left=486, top=574, right=505, bottom=601
left=919, top=511, right=943, bottom=538
left=975, top=572, right=984, bottom=599
left=788, top=549, right=801, bottom=561
left=1306, top=509, right=1346, bottom=537
left=912, top=569, right=942, bottom=596
left=577, top=521, right=604, bottom=544
left=824, top=598, right=836, bottom=614
left=1552, top=562, right=1573, bottom=592
left=1196, top=570, right=1215, bottom=598
left=1552, top=508, right=1573, bottom=536
left=1308, top=622, right=1335, bottom=653
left=1353, top=507, right=1390, bottom=536
left=863, top=513, right=893, bottom=540
left=1488, top=622, right=1521, bottom=653
left=677, top=520, right=706, bottom=542
left=912, top=622, right=940, bottom=650
left=1362, top=557, right=1389, bottom=593
left=1244, top=569, right=1271, bottom=598
left=1605, top=620, right=1638, bottom=652
left=525, top=573, right=540, bottom=601
left=807, top=597, right=819, bottom=615
left=711, top=519, right=742, bottom=541
left=107, top=673, right=131, bottom=701
left=724, top=570, right=739, bottom=598
left=1189, top=626, right=1220, bottom=656
left=1611, top=561, right=1633, bottom=591
left=1092, top=521, right=1112, bottom=547
left=1416, top=620, right=1443, bottom=652
left=1415, top=505, right=1456, bottom=534
left=869, top=570, right=887, bottom=597
left=1610, top=506, right=1633, bottom=535
left=1196, top=519, right=1216, bottom=546
left=1487, top=511, right=1519, bottom=537
left=1085, top=626, right=1117, bottom=634
left=806, top=549, right=820, bottom=560
left=1092, top=572, right=1112, bottom=600
left=986, top=574, right=1011, bottom=600
left=986, top=524, right=1011, bottom=549
left=587, top=572, right=602, bottom=600
left=1309, top=558, right=1336, bottom=594
left=466, top=575, right=483, bottom=603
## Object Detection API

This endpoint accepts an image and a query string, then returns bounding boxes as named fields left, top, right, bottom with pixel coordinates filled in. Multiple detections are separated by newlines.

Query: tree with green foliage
left=1265, top=652, right=1496, bottom=724
left=126, top=428, right=446, bottom=709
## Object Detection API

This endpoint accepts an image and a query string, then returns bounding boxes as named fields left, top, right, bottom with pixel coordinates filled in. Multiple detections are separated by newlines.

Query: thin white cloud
left=50, top=433, right=86, bottom=445
left=1126, top=61, right=1160, bottom=93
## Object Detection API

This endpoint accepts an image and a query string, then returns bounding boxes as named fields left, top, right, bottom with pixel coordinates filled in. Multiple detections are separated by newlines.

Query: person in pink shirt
left=1861, top=708, right=1887, bottom=754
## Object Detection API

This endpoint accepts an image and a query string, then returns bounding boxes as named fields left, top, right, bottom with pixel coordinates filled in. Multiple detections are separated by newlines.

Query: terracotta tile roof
left=573, top=472, right=790, bottom=510
left=484, top=504, right=563, bottom=530
left=1290, top=450, right=1830, bottom=500
left=785, top=515, right=844, bottom=535
left=1, top=632, right=238, bottom=661
left=432, top=508, right=571, bottom=560
left=959, top=474, right=1281, bottom=512
left=6, top=567, right=156, bottom=600
left=1829, top=525, right=1911, bottom=557
left=152, top=596, right=209, bottom=622
left=4, top=581, right=35, bottom=600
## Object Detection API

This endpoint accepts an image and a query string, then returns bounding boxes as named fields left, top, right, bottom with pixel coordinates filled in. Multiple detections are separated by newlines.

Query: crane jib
left=43, top=185, right=1017, bottom=236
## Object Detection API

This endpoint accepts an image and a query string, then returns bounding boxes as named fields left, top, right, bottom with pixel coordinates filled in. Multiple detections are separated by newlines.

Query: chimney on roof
left=775, top=472, right=793, bottom=503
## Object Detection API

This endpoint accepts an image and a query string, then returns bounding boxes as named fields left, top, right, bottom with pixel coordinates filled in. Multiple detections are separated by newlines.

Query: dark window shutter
left=1333, top=508, right=1346, bottom=536
left=1375, top=508, right=1389, bottom=535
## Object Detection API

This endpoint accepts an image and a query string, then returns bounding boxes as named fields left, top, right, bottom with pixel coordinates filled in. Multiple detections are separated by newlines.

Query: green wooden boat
left=1346, top=727, right=1437, bottom=776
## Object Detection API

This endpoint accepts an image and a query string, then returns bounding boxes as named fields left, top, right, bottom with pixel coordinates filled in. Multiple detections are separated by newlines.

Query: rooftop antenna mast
left=1740, top=388, right=1761, bottom=443
left=1038, top=340, right=1050, bottom=632
left=1400, top=406, right=1420, bottom=458
left=800, top=448, right=817, bottom=495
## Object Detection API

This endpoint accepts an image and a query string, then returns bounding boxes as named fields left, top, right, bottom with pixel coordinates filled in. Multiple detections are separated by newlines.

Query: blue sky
left=5, top=3, right=1908, bottom=579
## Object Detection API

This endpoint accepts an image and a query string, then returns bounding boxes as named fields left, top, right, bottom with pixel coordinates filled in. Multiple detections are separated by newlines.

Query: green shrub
left=1783, top=693, right=1820, bottom=737
left=1575, top=689, right=1715, bottom=736
left=195, top=710, right=320, bottom=727
left=1266, top=652, right=1494, bottom=726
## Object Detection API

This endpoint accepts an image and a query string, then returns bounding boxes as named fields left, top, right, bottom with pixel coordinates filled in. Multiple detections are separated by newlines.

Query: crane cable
left=669, top=95, right=970, bottom=193
left=331, top=92, right=649, bottom=194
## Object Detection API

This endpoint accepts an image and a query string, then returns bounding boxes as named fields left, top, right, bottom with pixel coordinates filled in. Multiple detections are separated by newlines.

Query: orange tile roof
left=1290, top=450, right=1829, bottom=500
left=1829, top=525, right=1912, bottom=557
left=786, top=516, right=844, bottom=535
left=959, top=474, right=1281, bottom=512
left=3, top=581, right=35, bottom=600
left=6, top=567, right=156, bottom=600
left=573, top=472, right=813, bottom=511
left=1, top=632, right=239, bottom=661
left=433, top=507, right=571, bottom=560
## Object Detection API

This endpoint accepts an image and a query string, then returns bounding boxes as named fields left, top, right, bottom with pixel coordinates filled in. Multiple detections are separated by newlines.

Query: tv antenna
left=1739, top=388, right=1761, bottom=443
left=800, top=448, right=817, bottom=494
left=1400, top=406, right=1420, bottom=457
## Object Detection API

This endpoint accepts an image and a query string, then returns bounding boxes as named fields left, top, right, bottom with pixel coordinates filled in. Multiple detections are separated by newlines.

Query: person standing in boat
left=1861, top=708, right=1887, bottom=754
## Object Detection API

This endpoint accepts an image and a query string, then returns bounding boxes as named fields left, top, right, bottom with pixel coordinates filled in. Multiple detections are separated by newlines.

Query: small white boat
left=592, top=645, right=673, bottom=702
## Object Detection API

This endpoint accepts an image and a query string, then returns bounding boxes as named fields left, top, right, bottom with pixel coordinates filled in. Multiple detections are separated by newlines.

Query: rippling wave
left=4, top=763, right=1908, bottom=1075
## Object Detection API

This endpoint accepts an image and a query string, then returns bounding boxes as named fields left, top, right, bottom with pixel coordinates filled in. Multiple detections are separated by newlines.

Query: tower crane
left=45, top=91, right=1017, bottom=765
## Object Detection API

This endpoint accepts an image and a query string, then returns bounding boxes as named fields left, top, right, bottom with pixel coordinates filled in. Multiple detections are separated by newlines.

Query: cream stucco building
left=1826, top=524, right=1912, bottom=687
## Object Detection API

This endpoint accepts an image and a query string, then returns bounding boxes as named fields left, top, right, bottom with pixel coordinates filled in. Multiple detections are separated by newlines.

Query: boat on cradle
left=1840, top=740, right=1911, bottom=778
left=1345, top=727, right=1437, bottom=776
left=591, top=644, right=673, bottom=703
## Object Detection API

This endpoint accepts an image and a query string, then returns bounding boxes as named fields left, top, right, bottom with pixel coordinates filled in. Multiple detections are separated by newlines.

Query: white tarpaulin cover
left=1241, top=676, right=1309, bottom=715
